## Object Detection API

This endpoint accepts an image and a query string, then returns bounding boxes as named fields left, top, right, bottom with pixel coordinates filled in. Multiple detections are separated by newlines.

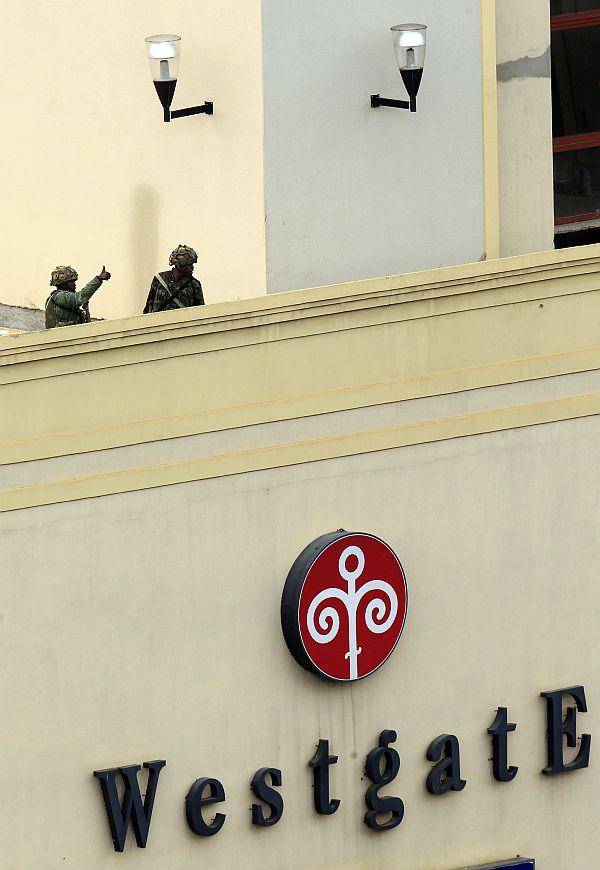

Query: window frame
left=551, top=10, right=600, bottom=31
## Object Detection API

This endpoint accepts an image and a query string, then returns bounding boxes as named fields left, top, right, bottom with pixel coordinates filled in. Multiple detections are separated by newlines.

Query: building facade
left=1, top=245, right=599, bottom=867
left=1, top=2, right=599, bottom=869
left=1, top=0, right=557, bottom=321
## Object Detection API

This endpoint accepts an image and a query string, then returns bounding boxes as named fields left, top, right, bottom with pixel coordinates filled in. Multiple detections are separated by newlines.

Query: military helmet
left=50, top=265, right=78, bottom=286
left=169, top=244, right=198, bottom=267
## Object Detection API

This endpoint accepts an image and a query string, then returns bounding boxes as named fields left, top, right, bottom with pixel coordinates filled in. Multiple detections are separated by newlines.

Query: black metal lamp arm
left=166, top=101, right=213, bottom=122
left=371, top=94, right=416, bottom=112
left=371, top=69, right=423, bottom=113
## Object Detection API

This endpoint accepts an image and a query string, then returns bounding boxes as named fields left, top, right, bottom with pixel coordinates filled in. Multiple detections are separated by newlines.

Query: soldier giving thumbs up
left=45, top=265, right=112, bottom=329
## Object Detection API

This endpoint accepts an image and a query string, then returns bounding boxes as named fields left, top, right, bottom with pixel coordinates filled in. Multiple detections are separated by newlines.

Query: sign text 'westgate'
left=93, top=685, right=590, bottom=853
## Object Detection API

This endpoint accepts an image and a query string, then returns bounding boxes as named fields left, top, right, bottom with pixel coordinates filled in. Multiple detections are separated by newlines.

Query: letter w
left=93, top=760, right=166, bottom=852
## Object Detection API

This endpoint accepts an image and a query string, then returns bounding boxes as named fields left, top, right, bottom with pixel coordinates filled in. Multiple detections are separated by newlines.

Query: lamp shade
left=391, top=24, right=427, bottom=71
left=146, top=34, right=181, bottom=119
left=145, top=34, right=181, bottom=82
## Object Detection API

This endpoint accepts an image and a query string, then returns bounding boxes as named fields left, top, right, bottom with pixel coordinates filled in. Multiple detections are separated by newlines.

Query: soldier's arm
left=143, top=277, right=160, bottom=314
left=73, top=275, right=103, bottom=307
left=193, top=279, right=205, bottom=307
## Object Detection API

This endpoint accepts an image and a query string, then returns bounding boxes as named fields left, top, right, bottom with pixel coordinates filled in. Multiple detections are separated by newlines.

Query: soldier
left=143, top=244, right=204, bottom=314
left=45, top=265, right=112, bottom=329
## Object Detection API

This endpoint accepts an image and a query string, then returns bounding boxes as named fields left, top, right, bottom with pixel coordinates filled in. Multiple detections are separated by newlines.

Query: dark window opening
left=554, top=225, right=600, bottom=246
left=551, top=1, right=600, bottom=245
left=554, top=146, right=600, bottom=223
left=551, top=0, right=600, bottom=15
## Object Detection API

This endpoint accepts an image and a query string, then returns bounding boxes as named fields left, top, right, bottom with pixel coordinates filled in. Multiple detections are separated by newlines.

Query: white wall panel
left=262, top=0, right=485, bottom=292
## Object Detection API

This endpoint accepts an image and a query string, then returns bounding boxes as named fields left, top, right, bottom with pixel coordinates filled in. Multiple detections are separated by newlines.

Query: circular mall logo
left=281, top=531, right=408, bottom=682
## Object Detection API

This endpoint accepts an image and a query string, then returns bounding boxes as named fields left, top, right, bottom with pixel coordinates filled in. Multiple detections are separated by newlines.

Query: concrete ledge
left=1, top=247, right=599, bottom=468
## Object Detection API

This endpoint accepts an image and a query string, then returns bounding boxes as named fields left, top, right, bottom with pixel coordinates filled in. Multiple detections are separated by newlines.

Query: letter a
left=425, top=735, right=466, bottom=796
left=93, top=760, right=166, bottom=852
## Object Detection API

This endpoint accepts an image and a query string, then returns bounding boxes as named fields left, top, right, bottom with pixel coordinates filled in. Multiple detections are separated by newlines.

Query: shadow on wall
left=129, top=185, right=159, bottom=311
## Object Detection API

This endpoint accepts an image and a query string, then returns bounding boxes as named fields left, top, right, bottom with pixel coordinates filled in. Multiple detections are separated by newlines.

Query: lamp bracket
left=167, top=101, right=214, bottom=122
left=370, top=94, right=416, bottom=112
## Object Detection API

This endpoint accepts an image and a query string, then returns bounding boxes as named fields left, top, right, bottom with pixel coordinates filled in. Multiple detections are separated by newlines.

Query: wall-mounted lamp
left=145, top=34, right=213, bottom=123
left=371, top=24, right=427, bottom=112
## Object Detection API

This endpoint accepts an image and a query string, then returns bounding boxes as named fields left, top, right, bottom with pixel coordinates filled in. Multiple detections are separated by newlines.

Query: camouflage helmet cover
left=50, top=265, right=78, bottom=286
left=169, top=244, right=198, bottom=267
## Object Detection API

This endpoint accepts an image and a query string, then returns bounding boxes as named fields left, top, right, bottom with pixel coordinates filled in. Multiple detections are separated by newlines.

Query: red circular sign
left=281, top=532, right=408, bottom=681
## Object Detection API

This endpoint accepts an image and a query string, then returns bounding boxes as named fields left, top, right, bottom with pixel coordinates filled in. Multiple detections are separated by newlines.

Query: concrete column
left=496, top=0, right=555, bottom=257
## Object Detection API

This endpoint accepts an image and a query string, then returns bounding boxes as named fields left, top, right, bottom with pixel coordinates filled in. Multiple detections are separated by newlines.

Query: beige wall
left=1, top=417, right=598, bottom=869
left=2, top=245, right=599, bottom=477
left=0, top=250, right=599, bottom=866
left=496, top=0, right=555, bottom=257
left=2, top=0, right=266, bottom=319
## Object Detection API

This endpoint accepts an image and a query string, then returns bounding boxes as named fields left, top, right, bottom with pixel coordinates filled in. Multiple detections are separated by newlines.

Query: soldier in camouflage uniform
left=143, top=244, right=204, bottom=314
left=45, top=265, right=112, bottom=329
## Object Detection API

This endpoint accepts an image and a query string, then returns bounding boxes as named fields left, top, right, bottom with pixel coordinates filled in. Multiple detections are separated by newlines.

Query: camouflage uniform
left=143, top=245, right=205, bottom=314
left=45, top=266, right=102, bottom=329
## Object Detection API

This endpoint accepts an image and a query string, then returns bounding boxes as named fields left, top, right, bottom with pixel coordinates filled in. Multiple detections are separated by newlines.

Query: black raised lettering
left=251, top=768, right=284, bottom=827
left=308, top=739, right=340, bottom=815
left=541, top=685, right=591, bottom=775
left=93, top=760, right=166, bottom=852
left=488, top=707, right=518, bottom=782
left=363, top=729, right=404, bottom=831
left=425, top=735, right=466, bottom=795
left=185, top=777, right=226, bottom=836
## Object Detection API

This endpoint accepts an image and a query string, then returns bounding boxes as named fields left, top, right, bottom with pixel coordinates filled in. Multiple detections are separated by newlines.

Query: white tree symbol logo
left=306, top=545, right=399, bottom=680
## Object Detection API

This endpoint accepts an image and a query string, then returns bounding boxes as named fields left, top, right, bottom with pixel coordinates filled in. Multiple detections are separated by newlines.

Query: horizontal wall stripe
left=2, top=392, right=598, bottom=513
left=2, top=345, right=599, bottom=466
left=2, top=248, right=599, bottom=470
